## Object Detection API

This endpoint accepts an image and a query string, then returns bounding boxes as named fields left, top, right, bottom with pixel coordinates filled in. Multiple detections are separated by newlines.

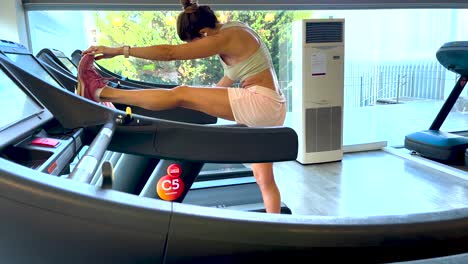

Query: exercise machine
left=405, top=41, right=468, bottom=166
left=7, top=41, right=282, bottom=212
left=0, top=45, right=157, bottom=194
left=2, top=53, right=468, bottom=263
left=1, top=51, right=298, bottom=214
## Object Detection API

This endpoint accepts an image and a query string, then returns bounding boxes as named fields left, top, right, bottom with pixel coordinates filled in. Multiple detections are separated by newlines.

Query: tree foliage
left=94, top=10, right=312, bottom=86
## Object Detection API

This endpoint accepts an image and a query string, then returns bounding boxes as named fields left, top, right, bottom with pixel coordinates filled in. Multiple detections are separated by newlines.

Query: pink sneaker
left=77, top=54, right=110, bottom=104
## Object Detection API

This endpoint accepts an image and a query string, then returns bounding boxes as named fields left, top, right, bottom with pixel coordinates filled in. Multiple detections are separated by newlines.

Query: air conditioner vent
left=305, top=106, right=342, bottom=153
left=305, top=21, right=343, bottom=43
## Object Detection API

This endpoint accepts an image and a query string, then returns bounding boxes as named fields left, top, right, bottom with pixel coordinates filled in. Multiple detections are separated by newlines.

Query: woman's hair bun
left=181, top=0, right=198, bottom=10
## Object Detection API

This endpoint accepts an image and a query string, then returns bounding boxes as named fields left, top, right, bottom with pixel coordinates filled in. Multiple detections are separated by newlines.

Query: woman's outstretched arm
left=83, top=32, right=229, bottom=61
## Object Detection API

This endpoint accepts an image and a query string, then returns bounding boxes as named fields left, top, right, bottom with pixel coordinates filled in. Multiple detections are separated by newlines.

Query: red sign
left=156, top=164, right=184, bottom=201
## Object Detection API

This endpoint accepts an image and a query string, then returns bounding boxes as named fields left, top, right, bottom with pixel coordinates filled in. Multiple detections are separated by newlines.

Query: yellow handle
left=125, top=106, right=132, bottom=116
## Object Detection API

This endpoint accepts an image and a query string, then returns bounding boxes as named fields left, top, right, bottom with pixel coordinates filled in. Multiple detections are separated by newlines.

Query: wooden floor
left=242, top=98, right=468, bottom=217
left=265, top=148, right=468, bottom=216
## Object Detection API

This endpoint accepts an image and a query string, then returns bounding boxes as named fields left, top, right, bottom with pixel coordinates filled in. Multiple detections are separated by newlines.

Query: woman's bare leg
left=99, top=85, right=235, bottom=121
left=251, top=162, right=281, bottom=214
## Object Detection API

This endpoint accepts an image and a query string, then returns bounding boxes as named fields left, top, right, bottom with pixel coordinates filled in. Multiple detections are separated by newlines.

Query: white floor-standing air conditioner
left=291, top=18, right=345, bottom=164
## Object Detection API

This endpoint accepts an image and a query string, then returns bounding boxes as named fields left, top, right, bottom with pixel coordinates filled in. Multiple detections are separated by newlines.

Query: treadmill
left=2, top=40, right=248, bottom=199
left=140, top=159, right=291, bottom=213
left=39, top=47, right=255, bottom=182
left=1, top=53, right=296, bottom=214
left=6, top=40, right=254, bottom=196
left=36, top=48, right=78, bottom=77
left=35, top=45, right=284, bottom=212
left=0, top=40, right=158, bottom=194
left=405, top=41, right=468, bottom=166
left=4, top=52, right=468, bottom=263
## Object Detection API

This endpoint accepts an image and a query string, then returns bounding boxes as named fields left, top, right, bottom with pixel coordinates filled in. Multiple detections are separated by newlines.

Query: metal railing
left=344, top=61, right=447, bottom=107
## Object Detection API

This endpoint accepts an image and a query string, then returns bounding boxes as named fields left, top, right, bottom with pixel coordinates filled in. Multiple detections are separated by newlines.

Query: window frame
left=22, top=0, right=468, bottom=11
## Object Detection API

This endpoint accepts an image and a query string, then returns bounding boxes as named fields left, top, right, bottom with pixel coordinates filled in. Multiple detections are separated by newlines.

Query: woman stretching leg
left=79, top=0, right=286, bottom=213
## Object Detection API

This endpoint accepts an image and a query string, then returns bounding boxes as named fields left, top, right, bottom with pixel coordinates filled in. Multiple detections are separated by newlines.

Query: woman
left=79, top=0, right=287, bottom=213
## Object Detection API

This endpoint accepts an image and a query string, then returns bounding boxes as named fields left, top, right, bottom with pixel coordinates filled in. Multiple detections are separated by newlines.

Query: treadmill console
left=0, top=39, right=63, bottom=88
left=37, top=48, right=78, bottom=76
left=436, top=41, right=468, bottom=76
left=0, top=59, right=83, bottom=176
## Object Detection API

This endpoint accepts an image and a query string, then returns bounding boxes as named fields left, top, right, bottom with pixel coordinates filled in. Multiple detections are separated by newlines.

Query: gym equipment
left=0, top=46, right=158, bottom=194
left=405, top=41, right=468, bottom=165
left=2, top=52, right=468, bottom=263
left=2, top=51, right=298, bottom=211
left=11, top=41, right=282, bottom=212
left=37, top=47, right=78, bottom=76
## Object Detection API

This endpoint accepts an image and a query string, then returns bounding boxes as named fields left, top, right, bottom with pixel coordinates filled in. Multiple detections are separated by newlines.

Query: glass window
left=26, top=9, right=468, bottom=147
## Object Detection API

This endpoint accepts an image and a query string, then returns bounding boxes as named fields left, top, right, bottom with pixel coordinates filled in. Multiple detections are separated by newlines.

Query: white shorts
left=227, top=85, right=286, bottom=127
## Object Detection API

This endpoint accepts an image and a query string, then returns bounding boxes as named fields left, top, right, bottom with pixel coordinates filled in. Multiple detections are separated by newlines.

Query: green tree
left=94, top=10, right=312, bottom=87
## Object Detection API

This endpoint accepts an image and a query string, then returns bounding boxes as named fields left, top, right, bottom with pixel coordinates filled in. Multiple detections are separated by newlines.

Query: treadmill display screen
left=5, top=53, right=62, bottom=88
left=0, top=68, right=43, bottom=131
left=58, top=56, right=78, bottom=76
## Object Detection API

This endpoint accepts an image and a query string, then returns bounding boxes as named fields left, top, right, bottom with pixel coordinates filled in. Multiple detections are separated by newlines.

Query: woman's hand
left=82, top=45, right=122, bottom=60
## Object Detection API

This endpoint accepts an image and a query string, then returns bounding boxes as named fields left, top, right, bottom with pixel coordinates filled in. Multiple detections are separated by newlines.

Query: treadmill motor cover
left=405, top=130, right=468, bottom=163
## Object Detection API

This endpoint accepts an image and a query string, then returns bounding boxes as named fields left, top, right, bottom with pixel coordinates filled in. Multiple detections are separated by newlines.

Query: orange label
left=156, top=174, right=185, bottom=201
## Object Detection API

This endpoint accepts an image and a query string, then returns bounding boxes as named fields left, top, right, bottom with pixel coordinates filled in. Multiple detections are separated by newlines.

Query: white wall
left=0, top=0, right=29, bottom=46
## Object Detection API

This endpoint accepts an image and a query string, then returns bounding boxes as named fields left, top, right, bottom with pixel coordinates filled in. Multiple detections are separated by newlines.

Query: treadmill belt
left=198, top=163, right=253, bottom=181
left=183, top=183, right=291, bottom=214
left=184, top=183, right=260, bottom=207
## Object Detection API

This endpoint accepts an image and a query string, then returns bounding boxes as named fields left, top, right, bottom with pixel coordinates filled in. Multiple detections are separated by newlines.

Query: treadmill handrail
left=429, top=75, right=467, bottom=130
left=94, top=62, right=175, bottom=89
left=71, top=48, right=172, bottom=89
left=2, top=51, right=217, bottom=124
left=68, top=121, right=116, bottom=183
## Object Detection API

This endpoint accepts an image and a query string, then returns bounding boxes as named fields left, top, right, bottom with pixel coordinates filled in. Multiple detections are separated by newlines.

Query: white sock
left=95, top=88, right=104, bottom=102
